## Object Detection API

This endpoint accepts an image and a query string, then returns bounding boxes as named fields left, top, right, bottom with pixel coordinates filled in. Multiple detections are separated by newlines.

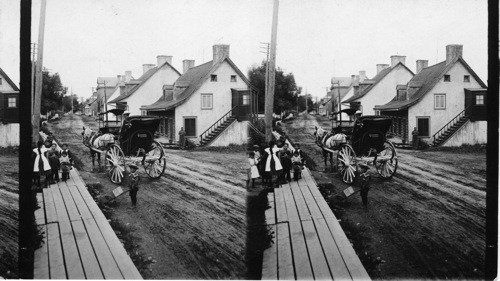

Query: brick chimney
left=359, top=70, right=366, bottom=82
left=182, top=60, right=195, bottom=74
left=117, top=75, right=122, bottom=82
left=157, top=55, right=173, bottom=67
left=416, top=60, right=428, bottom=74
left=142, top=64, right=156, bottom=74
left=213, top=44, right=230, bottom=64
left=124, top=71, right=132, bottom=82
left=376, top=64, right=390, bottom=74
left=390, top=55, right=406, bottom=67
left=446, top=44, right=463, bottom=64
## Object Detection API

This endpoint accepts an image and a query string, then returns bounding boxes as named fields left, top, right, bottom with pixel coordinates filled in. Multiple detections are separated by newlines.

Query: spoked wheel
left=337, top=144, right=357, bottom=184
left=143, top=140, right=166, bottom=179
left=375, top=140, right=398, bottom=179
left=106, top=144, right=126, bottom=184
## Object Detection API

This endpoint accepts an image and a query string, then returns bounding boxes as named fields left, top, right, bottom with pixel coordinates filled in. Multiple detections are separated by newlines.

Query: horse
left=314, top=126, right=347, bottom=170
left=82, top=126, right=115, bottom=169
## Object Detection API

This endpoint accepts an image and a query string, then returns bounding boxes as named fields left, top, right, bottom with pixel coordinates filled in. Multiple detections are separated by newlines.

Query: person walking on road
left=128, top=163, right=141, bottom=207
left=412, top=127, right=419, bottom=150
left=33, top=140, right=51, bottom=188
left=178, top=127, right=186, bottom=149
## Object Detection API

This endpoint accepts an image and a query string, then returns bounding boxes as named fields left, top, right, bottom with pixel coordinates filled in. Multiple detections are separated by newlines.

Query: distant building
left=343, top=56, right=414, bottom=116
left=376, top=45, right=487, bottom=146
left=142, top=44, right=257, bottom=146
left=0, top=68, right=19, bottom=146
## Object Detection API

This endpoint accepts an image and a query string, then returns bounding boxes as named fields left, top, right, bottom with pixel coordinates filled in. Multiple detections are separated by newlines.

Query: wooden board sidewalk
left=262, top=132, right=370, bottom=280
left=33, top=168, right=143, bottom=279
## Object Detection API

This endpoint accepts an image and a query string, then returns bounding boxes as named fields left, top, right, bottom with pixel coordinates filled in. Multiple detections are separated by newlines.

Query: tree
left=62, top=94, right=80, bottom=113
left=248, top=61, right=301, bottom=114
left=297, top=94, right=314, bottom=112
left=40, top=69, right=66, bottom=114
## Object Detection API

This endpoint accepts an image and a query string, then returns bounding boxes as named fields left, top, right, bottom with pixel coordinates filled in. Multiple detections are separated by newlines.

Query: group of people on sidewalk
left=32, top=137, right=73, bottom=188
left=247, top=137, right=305, bottom=189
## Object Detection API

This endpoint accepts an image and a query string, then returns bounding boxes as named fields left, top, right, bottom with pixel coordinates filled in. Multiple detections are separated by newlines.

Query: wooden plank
left=261, top=224, right=278, bottom=280
left=72, top=220, right=104, bottom=279
left=67, top=184, right=93, bottom=220
left=35, top=194, right=46, bottom=225
left=297, top=180, right=323, bottom=219
left=289, top=181, right=311, bottom=221
left=33, top=225, right=49, bottom=279
left=282, top=184, right=300, bottom=223
left=275, top=188, right=288, bottom=224
left=42, top=188, right=57, bottom=223
left=302, top=170, right=324, bottom=198
left=47, top=223, right=66, bottom=279
left=59, top=184, right=82, bottom=221
left=302, top=220, right=332, bottom=280
left=289, top=221, right=313, bottom=279
left=75, top=183, right=106, bottom=219
left=316, top=199, right=336, bottom=219
left=95, top=217, right=143, bottom=280
left=70, top=168, right=86, bottom=187
left=324, top=218, right=371, bottom=280
left=313, top=218, right=352, bottom=280
left=83, top=218, right=124, bottom=279
left=276, top=223, right=294, bottom=280
left=51, top=186, right=70, bottom=222
left=265, top=192, right=276, bottom=225
left=59, top=220, right=86, bottom=279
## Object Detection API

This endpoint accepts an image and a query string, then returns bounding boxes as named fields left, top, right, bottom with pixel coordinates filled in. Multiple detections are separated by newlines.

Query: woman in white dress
left=33, top=140, right=51, bottom=188
left=264, top=140, right=283, bottom=188
left=247, top=151, right=260, bottom=189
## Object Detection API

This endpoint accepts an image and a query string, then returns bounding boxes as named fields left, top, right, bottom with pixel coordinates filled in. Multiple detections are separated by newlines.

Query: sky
left=0, top=0, right=489, bottom=100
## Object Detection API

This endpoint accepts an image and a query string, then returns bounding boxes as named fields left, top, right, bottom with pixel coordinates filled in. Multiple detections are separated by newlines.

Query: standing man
left=358, top=163, right=371, bottom=207
left=178, top=127, right=186, bottom=149
left=128, top=164, right=140, bottom=207
left=412, top=127, right=419, bottom=150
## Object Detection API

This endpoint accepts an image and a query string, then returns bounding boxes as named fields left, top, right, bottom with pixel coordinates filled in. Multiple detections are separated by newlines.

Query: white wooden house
left=0, top=67, right=19, bottom=146
left=141, top=44, right=257, bottom=146
left=108, top=56, right=181, bottom=116
left=375, top=45, right=487, bottom=146
left=343, top=56, right=414, bottom=116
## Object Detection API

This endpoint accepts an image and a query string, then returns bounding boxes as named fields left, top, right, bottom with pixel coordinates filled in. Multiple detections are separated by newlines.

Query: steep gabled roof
left=141, top=57, right=255, bottom=111
left=108, top=61, right=181, bottom=103
left=0, top=67, right=20, bottom=91
left=343, top=63, right=414, bottom=103
left=376, top=57, right=487, bottom=111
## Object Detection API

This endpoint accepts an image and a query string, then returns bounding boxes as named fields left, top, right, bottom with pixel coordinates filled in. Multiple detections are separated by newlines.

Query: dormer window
left=211, top=75, right=217, bottom=82
left=464, top=75, right=470, bottom=82
left=0, top=78, right=2, bottom=85
left=444, top=74, right=451, bottom=82
left=230, top=75, right=237, bottom=82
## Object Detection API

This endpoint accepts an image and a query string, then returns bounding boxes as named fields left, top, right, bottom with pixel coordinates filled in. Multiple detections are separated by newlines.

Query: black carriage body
left=119, top=116, right=161, bottom=156
left=349, top=116, right=392, bottom=156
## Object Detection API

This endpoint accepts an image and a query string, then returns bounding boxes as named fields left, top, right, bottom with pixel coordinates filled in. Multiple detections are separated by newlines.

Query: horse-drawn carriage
left=83, top=112, right=167, bottom=184
left=315, top=109, right=398, bottom=184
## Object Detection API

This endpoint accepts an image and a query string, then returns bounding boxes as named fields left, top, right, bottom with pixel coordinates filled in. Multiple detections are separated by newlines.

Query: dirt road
left=47, top=114, right=247, bottom=279
left=280, top=113, right=486, bottom=280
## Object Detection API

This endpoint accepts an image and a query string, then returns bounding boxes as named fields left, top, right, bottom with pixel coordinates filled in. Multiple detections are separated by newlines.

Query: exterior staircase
left=432, top=109, right=470, bottom=146
left=199, top=117, right=236, bottom=146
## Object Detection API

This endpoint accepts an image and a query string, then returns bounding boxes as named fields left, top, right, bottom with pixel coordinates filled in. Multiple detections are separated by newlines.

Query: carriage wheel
left=106, top=144, right=126, bottom=184
left=375, top=140, right=398, bottom=179
left=337, top=144, right=357, bottom=184
left=143, top=140, right=166, bottom=179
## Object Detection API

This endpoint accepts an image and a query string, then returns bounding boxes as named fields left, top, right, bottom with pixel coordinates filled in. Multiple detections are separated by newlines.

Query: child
left=294, top=144, right=304, bottom=179
left=247, top=151, right=260, bottom=189
left=60, top=144, right=73, bottom=164
left=280, top=149, right=292, bottom=183
left=128, top=164, right=140, bottom=207
left=60, top=151, right=72, bottom=182
left=358, top=163, right=371, bottom=207
left=291, top=150, right=303, bottom=181
left=264, top=140, right=283, bottom=188
left=47, top=143, right=60, bottom=183
left=33, top=140, right=51, bottom=188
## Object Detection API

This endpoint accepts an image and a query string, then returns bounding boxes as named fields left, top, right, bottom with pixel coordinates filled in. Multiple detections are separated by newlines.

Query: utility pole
left=32, top=0, right=47, bottom=145
left=30, top=43, right=37, bottom=111
left=71, top=87, right=74, bottom=114
left=265, top=0, right=279, bottom=142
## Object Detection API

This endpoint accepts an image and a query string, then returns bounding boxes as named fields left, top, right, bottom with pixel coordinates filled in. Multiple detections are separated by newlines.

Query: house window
left=7, top=97, right=16, bottom=108
left=416, top=117, right=430, bottom=137
left=0, top=78, right=2, bottom=85
left=242, top=94, right=250, bottom=105
left=434, top=94, right=446, bottom=109
left=476, top=94, right=484, bottom=105
left=464, top=75, right=470, bottom=82
left=201, top=94, right=213, bottom=109
left=141, top=110, right=147, bottom=116
left=444, top=74, right=450, bottom=82
left=230, top=75, right=237, bottom=82
left=211, top=75, right=217, bottom=82
left=184, top=117, right=196, bottom=137
left=374, top=110, right=380, bottom=116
